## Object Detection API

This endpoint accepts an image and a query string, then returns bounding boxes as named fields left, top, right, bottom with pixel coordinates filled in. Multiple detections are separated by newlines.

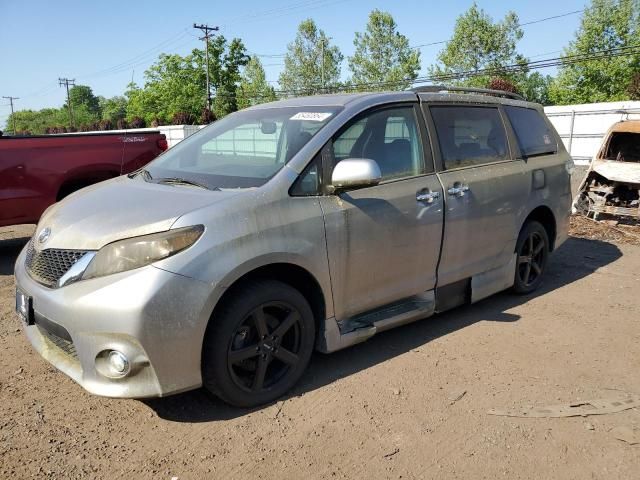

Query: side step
left=319, top=291, right=435, bottom=353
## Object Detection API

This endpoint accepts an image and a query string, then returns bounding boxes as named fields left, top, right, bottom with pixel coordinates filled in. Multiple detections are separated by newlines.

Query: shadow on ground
left=145, top=236, right=622, bottom=423
left=0, top=236, right=30, bottom=276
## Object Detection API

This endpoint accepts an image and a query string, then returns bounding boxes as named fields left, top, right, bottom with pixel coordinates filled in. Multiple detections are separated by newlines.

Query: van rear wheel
left=202, top=280, right=315, bottom=408
left=513, top=221, right=549, bottom=294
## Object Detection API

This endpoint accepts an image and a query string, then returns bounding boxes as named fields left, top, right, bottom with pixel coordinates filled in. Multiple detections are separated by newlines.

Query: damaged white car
left=574, top=120, right=640, bottom=220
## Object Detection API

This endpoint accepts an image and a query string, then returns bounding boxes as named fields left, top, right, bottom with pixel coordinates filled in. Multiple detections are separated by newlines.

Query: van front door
left=320, top=104, right=444, bottom=321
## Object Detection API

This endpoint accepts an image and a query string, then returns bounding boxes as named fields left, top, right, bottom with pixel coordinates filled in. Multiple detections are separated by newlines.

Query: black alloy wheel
left=513, top=221, right=549, bottom=294
left=202, top=280, right=315, bottom=407
left=227, top=302, right=303, bottom=393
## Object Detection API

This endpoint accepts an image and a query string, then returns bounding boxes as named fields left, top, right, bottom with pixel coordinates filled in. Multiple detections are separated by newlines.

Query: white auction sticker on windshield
left=290, top=112, right=332, bottom=121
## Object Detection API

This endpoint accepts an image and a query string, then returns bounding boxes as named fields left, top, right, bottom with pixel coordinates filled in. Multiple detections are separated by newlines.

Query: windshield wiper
left=156, top=177, right=219, bottom=191
left=128, top=168, right=153, bottom=180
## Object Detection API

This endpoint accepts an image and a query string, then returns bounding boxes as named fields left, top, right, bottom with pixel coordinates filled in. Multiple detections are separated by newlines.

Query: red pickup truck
left=0, top=130, right=168, bottom=227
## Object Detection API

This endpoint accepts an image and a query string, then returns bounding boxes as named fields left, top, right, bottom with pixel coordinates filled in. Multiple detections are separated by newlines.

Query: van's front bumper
left=14, top=245, right=212, bottom=398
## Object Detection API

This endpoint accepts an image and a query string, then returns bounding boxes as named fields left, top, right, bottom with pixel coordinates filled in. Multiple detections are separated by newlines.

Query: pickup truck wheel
left=513, top=221, right=549, bottom=294
left=202, top=280, right=315, bottom=408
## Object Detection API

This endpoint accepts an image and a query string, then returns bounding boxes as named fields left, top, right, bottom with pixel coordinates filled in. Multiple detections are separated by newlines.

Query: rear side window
left=504, top=106, right=557, bottom=157
left=430, top=106, right=509, bottom=169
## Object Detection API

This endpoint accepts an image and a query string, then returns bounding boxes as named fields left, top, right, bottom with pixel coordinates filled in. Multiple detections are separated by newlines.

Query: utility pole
left=320, top=38, right=325, bottom=93
left=2, top=96, right=19, bottom=134
left=193, top=23, right=219, bottom=112
left=58, top=77, right=76, bottom=129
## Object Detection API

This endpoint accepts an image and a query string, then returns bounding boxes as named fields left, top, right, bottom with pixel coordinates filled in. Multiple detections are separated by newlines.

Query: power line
left=77, top=30, right=192, bottom=80
left=58, top=78, right=76, bottom=129
left=193, top=23, right=219, bottom=112
left=236, top=44, right=640, bottom=100
left=410, top=8, right=585, bottom=50
left=2, top=96, right=19, bottom=133
left=217, top=0, right=355, bottom=28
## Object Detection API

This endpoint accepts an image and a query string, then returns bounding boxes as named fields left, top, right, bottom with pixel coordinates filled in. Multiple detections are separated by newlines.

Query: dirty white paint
left=592, top=161, right=640, bottom=184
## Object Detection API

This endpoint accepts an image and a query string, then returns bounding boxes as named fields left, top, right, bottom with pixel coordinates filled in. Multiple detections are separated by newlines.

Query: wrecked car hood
left=591, top=160, right=640, bottom=184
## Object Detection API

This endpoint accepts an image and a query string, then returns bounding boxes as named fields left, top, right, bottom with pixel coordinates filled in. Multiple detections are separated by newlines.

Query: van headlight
left=82, top=225, right=204, bottom=280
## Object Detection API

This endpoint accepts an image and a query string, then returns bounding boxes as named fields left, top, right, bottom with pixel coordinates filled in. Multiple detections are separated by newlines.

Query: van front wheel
left=513, top=221, right=549, bottom=294
left=202, top=280, right=315, bottom=408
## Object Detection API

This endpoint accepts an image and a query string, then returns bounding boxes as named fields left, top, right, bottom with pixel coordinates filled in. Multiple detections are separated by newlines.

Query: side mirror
left=331, top=158, right=382, bottom=191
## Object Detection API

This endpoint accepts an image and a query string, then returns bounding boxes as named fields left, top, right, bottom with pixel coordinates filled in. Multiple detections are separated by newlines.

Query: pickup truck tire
left=513, top=221, right=549, bottom=294
left=202, top=279, right=315, bottom=407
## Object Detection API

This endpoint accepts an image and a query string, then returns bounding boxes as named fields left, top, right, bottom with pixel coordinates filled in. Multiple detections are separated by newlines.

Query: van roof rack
left=410, top=85, right=525, bottom=101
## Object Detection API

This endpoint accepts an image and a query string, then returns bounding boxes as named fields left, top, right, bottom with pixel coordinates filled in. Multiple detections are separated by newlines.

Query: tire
left=202, top=279, right=316, bottom=407
left=512, top=221, right=550, bottom=294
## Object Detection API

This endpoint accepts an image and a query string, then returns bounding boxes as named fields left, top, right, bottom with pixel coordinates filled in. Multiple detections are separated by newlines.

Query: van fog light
left=108, top=351, right=130, bottom=375
left=106, top=350, right=130, bottom=377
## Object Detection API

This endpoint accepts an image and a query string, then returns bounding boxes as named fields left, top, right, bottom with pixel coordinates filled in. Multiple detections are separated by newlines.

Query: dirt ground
left=1, top=223, right=639, bottom=479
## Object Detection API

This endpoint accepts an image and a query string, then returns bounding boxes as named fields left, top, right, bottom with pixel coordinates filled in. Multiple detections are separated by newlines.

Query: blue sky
left=0, top=0, right=586, bottom=127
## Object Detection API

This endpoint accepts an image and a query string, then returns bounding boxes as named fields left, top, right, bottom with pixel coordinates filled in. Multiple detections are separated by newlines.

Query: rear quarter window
left=504, top=106, right=557, bottom=158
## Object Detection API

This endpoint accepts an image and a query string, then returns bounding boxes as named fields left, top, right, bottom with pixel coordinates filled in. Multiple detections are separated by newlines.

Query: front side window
left=430, top=106, right=509, bottom=169
left=332, top=106, right=425, bottom=181
left=504, top=106, right=557, bottom=158
left=145, top=106, right=339, bottom=189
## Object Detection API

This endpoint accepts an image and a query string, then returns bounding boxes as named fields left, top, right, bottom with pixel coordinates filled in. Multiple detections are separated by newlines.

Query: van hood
left=36, top=176, right=242, bottom=251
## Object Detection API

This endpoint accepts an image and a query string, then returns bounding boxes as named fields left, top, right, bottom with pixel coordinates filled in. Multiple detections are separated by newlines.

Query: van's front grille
left=25, top=240, right=90, bottom=288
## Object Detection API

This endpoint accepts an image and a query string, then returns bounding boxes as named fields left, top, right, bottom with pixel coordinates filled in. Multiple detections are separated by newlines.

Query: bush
left=116, top=118, right=128, bottom=130
left=628, top=73, right=640, bottom=100
left=128, top=116, right=146, bottom=128
left=98, top=119, right=113, bottom=131
left=200, top=108, right=216, bottom=124
left=171, top=111, right=196, bottom=125
left=487, top=77, right=519, bottom=94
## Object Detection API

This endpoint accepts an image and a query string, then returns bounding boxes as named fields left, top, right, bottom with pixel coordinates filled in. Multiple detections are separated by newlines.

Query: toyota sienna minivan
left=15, top=87, right=572, bottom=407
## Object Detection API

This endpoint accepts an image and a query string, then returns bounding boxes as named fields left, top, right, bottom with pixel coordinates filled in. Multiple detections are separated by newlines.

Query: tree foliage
left=629, top=72, right=640, bottom=100
left=98, top=95, right=127, bottom=122
left=550, top=0, right=640, bottom=104
left=126, top=35, right=249, bottom=123
left=69, top=85, right=100, bottom=116
left=279, top=19, right=343, bottom=95
left=348, top=10, right=420, bottom=91
left=238, top=56, right=277, bottom=109
left=429, top=3, right=527, bottom=87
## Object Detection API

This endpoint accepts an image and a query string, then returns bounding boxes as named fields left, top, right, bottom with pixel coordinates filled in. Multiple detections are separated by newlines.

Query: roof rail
left=410, top=85, right=525, bottom=101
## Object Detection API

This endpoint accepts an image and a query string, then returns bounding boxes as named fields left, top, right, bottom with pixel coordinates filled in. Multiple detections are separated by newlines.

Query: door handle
left=447, top=184, right=470, bottom=197
left=416, top=190, right=441, bottom=203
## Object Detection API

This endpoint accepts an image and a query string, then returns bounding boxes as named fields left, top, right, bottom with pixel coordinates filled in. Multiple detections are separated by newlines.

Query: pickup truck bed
left=0, top=130, right=167, bottom=227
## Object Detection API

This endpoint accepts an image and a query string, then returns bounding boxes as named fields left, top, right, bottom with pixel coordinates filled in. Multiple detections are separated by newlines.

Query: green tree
left=348, top=10, right=420, bottom=91
left=99, top=96, right=128, bottom=122
left=516, top=72, right=554, bottom=105
left=6, top=108, right=69, bottom=135
left=212, top=38, right=251, bottom=116
left=429, top=3, right=527, bottom=87
left=69, top=85, right=100, bottom=116
left=279, top=19, right=343, bottom=95
left=238, top=56, right=277, bottom=109
left=126, top=35, right=249, bottom=123
left=550, top=0, right=640, bottom=105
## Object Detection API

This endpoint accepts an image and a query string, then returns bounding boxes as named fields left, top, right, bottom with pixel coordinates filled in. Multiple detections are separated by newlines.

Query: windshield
left=603, top=132, right=640, bottom=163
left=145, top=106, right=340, bottom=189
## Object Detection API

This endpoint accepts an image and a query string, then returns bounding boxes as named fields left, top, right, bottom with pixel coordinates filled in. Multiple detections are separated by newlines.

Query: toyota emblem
left=37, top=227, right=51, bottom=245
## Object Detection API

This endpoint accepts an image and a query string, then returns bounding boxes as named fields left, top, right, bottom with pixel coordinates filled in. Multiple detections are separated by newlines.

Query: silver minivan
left=15, top=87, right=572, bottom=407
